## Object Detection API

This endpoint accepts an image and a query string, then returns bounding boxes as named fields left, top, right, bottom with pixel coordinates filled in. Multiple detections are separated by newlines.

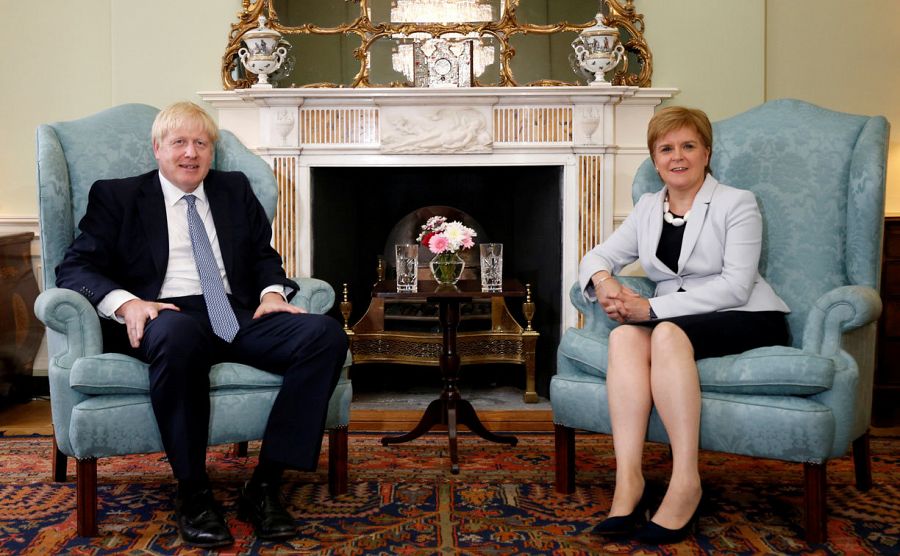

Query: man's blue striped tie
left=184, top=194, right=240, bottom=342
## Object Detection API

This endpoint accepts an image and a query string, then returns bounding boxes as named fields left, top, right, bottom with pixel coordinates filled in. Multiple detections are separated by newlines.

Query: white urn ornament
left=238, top=16, right=288, bottom=88
left=570, top=12, right=625, bottom=86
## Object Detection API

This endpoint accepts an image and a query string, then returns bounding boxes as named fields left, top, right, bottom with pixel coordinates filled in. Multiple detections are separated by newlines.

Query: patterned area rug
left=0, top=432, right=897, bottom=555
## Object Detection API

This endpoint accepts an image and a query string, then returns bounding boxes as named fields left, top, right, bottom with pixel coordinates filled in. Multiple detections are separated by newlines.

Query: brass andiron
left=340, top=283, right=353, bottom=333
left=521, top=283, right=539, bottom=402
left=376, top=256, right=385, bottom=283
left=523, top=283, right=535, bottom=332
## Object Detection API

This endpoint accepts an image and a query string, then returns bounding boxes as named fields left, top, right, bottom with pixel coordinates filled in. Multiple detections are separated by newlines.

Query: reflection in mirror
left=369, top=0, right=502, bottom=23
left=473, top=35, right=502, bottom=86
left=513, top=0, right=602, bottom=26
left=370, top=0, right=502, bottom=85
left=281, top=33, right=362, bottom=87
left=369, top=37, right=412, bottom=86
left=509, top=30, right=589, bottom=86
left=222, top=0, right=651, bottom=89
left=273, top=0, right=355, bottom=28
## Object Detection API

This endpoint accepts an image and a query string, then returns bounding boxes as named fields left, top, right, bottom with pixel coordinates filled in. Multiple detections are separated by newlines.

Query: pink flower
left=461, top=236, right=475, bottom=249
left=428, top=234, right=450, bottom=254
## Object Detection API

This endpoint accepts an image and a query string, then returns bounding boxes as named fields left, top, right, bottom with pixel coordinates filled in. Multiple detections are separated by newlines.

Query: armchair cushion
left=559, top=327, right=835, bottom=396
left=696, top=346, right=834, bottom=395
left=72, top=356, right=284, bottom=395
left=70, top=353, right=154, bottom=394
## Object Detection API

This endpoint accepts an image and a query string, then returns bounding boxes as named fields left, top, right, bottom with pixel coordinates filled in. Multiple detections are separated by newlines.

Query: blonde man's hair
left=647, top=106, right=713, bottom=175
left=151, top=101, right=219, bottom=146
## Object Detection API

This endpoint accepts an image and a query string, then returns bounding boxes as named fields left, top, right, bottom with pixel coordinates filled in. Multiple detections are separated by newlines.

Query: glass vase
left=430, top=252, right=465, bottom=285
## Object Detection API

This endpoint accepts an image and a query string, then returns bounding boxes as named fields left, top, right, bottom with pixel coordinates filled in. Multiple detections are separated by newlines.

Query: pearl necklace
left=663, top=196, right=690, bottom=227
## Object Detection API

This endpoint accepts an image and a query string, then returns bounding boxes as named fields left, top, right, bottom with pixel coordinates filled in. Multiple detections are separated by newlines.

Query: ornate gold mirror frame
left=223, top=0, right=651, bottom=89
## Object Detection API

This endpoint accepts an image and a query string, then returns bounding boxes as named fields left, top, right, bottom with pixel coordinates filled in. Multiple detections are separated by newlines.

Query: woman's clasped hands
left=592, top=273, right=652, bottom=323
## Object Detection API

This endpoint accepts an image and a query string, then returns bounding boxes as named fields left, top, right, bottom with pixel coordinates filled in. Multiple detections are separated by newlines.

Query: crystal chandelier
left=388, top=0, right=496, bottom=81
left=391, top=0, right=494, bottom=23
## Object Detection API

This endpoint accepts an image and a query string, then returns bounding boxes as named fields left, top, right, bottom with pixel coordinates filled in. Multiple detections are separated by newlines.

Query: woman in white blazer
left=580, top=107, right=790, bottom=544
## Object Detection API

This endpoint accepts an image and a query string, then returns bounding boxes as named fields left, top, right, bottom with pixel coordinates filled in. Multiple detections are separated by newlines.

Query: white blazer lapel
left=676, top=175, right=718, bottom=272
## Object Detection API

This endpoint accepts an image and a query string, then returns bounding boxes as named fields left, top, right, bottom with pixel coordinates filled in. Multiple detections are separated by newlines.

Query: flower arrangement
left=416, top=216, right=477, bottom=254
left=417, top=216, right=476, bottom=285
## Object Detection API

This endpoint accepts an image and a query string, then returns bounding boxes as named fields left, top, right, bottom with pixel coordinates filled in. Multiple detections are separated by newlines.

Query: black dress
left=638, top=215, right=790, bottom=360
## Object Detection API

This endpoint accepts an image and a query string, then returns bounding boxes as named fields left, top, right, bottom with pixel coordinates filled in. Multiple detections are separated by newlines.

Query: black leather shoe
left=175, top=488, right=234, bottom=548
left=633, top=496, right=702, bottom=545
left=237, top=481, right=297, bottom=540
left=593, top=487, right=653, bottom=538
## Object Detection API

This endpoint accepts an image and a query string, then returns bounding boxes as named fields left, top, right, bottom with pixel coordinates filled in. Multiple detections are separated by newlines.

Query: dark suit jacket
left=56, top=169, right=298, bottom=312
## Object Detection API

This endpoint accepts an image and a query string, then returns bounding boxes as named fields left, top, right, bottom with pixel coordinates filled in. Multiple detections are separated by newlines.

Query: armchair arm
left=568, top=276, right=655, bottom=336
left=288, top=277, right=336, bottom=315
left=33, top=288, right=103, bottom=456
left=802, top=285, right=882, bottom=457
left=34, top=288, right=105, bottom=364
left=801, top=285, right=882, bottom=357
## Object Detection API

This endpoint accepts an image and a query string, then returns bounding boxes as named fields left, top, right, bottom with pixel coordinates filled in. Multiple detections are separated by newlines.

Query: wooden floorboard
left=5, top=399, right=897, bottom=437
left=0, top=399, right=53, bottom=435
left=351, top=408, right=554, bottom=432
left=1, top=400, right=553, bottom=435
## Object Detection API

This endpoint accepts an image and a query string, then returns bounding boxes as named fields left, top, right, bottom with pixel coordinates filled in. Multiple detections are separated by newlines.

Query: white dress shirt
left=98, top=173, right=285, bottom=321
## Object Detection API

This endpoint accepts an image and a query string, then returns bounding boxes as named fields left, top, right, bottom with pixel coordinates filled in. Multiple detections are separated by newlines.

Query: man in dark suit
left=55, top=101, right=348, bottom=548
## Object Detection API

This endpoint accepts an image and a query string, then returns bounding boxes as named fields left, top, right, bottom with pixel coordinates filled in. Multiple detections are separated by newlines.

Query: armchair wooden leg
left=231, top=441, right=249, bottom=458
left=76, top=458, right=99, bottom=537
left=328, top=426, right=348, bottom=496
left=554, top=423, right=575, bottom=494
left=803, top=462, right=827, bottom=544
left=852, top=431, right=872, bottom=492
left=52, top=434, right=68, bottom=482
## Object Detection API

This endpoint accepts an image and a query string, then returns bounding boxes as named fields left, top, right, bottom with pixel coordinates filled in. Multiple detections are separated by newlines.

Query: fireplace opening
left=311, top=165, right=562, bottom=398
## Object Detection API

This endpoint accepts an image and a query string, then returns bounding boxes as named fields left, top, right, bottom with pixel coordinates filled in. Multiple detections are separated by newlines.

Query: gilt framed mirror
left=222, top=0, right=652, bottom=89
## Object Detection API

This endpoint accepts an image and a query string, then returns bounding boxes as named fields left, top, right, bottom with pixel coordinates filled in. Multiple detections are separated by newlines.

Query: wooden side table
left=0, top=232, right=44, bottom=403
left=345, top=277, right=539, bottom=403
left=373, top=279, right=523, bottom=473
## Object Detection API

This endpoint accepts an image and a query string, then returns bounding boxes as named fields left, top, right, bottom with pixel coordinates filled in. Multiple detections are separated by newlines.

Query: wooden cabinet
left=875, top=217, right=900, bottom=426
left=0, top=232, right=44, bottom=404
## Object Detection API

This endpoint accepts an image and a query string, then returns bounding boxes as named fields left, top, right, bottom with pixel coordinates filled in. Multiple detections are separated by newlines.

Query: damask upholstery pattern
left=551, top=100, right=889, bottom=541
left=33, top=105, right=353, bottom=530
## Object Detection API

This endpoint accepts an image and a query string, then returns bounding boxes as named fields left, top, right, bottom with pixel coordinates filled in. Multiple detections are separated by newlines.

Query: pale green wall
left=766, top=0, right=900, bottom=212
left=644, top=0, right=766, bottom=120
left=1, top=1, right=111, bottom=215
left=0, top=0, right=238, bottom=216
left=1, top=0, right=897, bottom=216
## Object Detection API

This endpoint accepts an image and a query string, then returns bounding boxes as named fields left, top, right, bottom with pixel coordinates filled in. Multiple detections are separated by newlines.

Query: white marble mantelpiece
left=199, top=86, right=677, bottom=330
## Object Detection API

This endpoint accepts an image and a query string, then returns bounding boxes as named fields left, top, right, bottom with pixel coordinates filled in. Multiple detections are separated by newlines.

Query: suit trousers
left=102, top=295, right=348, bottom=482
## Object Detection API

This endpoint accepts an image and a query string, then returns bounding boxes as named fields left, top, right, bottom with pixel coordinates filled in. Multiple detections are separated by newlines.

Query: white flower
left=416, top=217, right=476, bottom=254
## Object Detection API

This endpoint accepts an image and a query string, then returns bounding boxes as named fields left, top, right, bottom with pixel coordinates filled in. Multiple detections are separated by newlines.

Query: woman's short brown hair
left=647, top=106, right=713, bottom=174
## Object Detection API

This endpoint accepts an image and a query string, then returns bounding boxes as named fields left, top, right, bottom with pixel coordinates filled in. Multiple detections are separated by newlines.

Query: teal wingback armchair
left=34, top=104, right=353, bottom=537
left=551, top=99, right=889, bottom=543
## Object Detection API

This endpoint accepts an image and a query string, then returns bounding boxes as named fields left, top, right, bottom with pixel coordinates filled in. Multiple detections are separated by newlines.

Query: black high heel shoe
left=633, top=495, right=702, bottom=545
left=593, top=487, right=654, bottom=538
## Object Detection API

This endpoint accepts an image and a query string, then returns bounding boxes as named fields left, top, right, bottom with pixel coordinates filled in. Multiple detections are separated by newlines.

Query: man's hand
left=116, top=299, right=180, bottom=348
left=253, top=292, right=306, bottom=319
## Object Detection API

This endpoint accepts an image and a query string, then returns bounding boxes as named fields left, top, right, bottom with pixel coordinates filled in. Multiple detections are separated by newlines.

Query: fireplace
left=312, top=165, right=562, bottom=395
left=199, top=85, right=675, bottom=398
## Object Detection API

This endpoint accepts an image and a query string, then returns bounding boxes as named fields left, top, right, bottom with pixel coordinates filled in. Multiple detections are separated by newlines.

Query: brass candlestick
left=340, top=283, right=353, bottom=333
left=523, top=283, right=535, bottom=332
